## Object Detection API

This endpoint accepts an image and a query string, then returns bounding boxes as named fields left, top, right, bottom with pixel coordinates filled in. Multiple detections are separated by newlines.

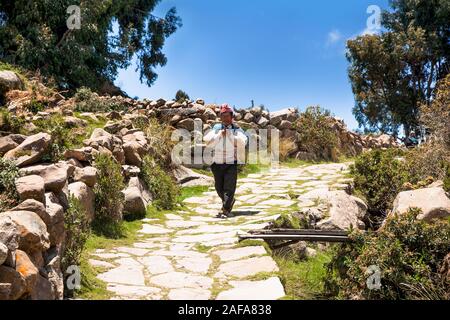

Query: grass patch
left=194, top=243, right=213, bottom=253
left=275, top=250, right=332, bottom=300
left=75, top=254, right=112, bottom=300
left=178, top=185, right=210, bottom=202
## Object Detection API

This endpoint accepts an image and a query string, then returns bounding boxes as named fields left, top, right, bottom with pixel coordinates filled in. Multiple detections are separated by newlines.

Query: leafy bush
left=405, top=142, right=449, bottom=183
left=420, top=74, right=450, bottom=149
left=175, top=89, right=190, bottom=103
left=141, top=155, right=180, bottom=210
left=142, top=117, right=175, bottom=169
left=0, top=109, right=26, bottom=134
left=93, top=153, right=125, bottom=237
left=34, top=114, right=85, bottom=162
left=294, top=106, right=338, bottom=161
left=350, top=149, right=409, bottom=216
left=74, top=87, right=126, bottom=113
left=444, top=164, right=450, bottom=193
left=279, top=138, right=298, bottom=161
left=271, top=213, right=302, bottom=229
left=61, top=196, right=90, bottom=297
left=0, top=158, right=19, bottom=210
left=325, top=209, right=450, bottom=300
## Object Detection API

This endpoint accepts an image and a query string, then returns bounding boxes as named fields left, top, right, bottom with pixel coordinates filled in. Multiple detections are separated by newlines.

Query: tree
left=0, top=1, right=181, bottom=92
left=347, top=0, right=449, bottom=136
left=175, top=89, right=190, bottom=102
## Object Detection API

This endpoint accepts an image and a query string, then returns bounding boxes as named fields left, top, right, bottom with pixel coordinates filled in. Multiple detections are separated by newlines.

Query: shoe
left=216, top=207, right=225, bottom=218
left=222, top=209, right=234, bottom=218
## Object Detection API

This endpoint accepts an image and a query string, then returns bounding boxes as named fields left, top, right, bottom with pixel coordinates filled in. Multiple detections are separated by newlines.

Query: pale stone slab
left=133, top=242, right=166, bottom=249
left=116, top=247, right=149, bottom=256
left=216, top=277, right=285, bottom=300
left=166, top=220, right=205, bottom=228
left=214, top=246, right=267, bottom=262
left=203, top=237, right=237, bottom=247
left=216, top=256, right=279, bottom=278
left=139, top=224, right=172, bottom=235
left=176, top=256, right=212, bottom=274
left=165, top=214, right=184, bottom=220
left=149, top=272, right=213, bottom=289
left=89, top=259, right=115, bottom=269
left=107, top=284, right=161, bottom=299
left=138, top=256, right=174, bottom=275
left=97, top=260, right=145, bottom=286
left=168, top=288, right=211, bottom=300
left=176, top=224, right=239, bottom=235
left=150, top=249, right=208, bottom=259
left=169, top=243, right=195, bottom=252
left=91, top=252, right=130, bottom=259
left=183, top=196, right=212, bottom=204
left=258, top=199, right=295, bottom=207
left=173, top=231, right=237, bottom=243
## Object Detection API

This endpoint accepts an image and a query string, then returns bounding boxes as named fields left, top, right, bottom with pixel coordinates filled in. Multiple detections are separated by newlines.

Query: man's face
left=220, top=112, right=233, bottom=126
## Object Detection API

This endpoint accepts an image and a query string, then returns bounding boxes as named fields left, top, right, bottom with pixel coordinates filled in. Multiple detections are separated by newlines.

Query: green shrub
left=61, top=196, right=91, bottom=297
left=271, top=213, right=302, bottom=229
left=294, top=106, right=338, bottom=161
left=350, top=149, right=409, bottom=216
left=175, top=89, right=190, bottom=103
left=34, top=114, right=85, bottom=162
left=25, top=98, right=45, bottom=114
left=405, top=143, right=450, bottom=183
left=74, top=87, right=125, bottom=113
left=142, top=117, right=175, bottom=169
left=93, top=153, right=125, bottom=237
left=324, top=209, right=450, bottom=300
left=0, top=108, right=26, bottom=134
left=141, top=155, right=180, bottom=210
left=0, top=158, right=19, bottom=210
left=444, top=164, right=450, bottom=193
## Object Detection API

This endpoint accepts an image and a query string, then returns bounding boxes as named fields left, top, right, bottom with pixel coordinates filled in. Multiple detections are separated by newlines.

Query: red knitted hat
left=220, top=104, right=233, bottom=114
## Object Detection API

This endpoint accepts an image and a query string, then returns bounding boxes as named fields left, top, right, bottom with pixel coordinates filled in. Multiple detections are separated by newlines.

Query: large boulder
left=43, top=193, right=65, bottom=246
left=44, top=247, right=63, bottom=300
left=1, top=211, right=50, bottom=254
left=0, top=266, right=26, bottom=300
left=269, top=108, right=298, bottom=127
left=391, top=187, right=450, bottom=221
left=15, top=175, right=45, bottom=204
left=19, top=163, right=70, bottom=193
left=30, top=275, right=56, bottom=300
left=84, top=128, right=115, bottom=151
left=72, top=166, right=97, bottom=187
left=122, top=177, right=151, bottom=217
left=123, top=140, right=145, bottom=166
left=63, top=146, right=99, bottom=162
left=0, top=242, right=8, bottom=265
left=14, top=250, right=38, bottom=296
left=0, top=215, right=19, bottom=267
left=309, top=191, right=367, bottom=230
left=3, top=133, right=52, bottom=167
left=172, top=165, right=214, bottom=187
left=177, top=118, right=195, bottom=131
left=122, top=131, right=148, bottom=166
left=0, top=135, right=19, bottom=156
left=68, top=182, right=95, bottom=222
left=0, top=70, right=24, bottom=93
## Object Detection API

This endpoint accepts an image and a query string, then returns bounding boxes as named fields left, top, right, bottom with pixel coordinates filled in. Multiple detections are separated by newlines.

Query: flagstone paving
left=91, top=162, right=350, bottom=300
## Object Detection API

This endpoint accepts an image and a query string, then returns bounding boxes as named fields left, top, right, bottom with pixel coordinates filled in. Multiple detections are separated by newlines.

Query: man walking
left=204, top=104, right=248, bottom=218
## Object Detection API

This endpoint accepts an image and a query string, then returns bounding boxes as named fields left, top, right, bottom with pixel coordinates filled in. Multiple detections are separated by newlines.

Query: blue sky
left=115, top=0, right=389, bottom=131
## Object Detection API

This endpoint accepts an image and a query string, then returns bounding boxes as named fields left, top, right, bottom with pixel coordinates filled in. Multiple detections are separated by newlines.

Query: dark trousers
left=211, top=163, right=238, bottom=212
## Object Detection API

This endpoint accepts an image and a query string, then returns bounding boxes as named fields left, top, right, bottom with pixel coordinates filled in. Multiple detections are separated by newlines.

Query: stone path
left=90, top=163, right=351, bottom=300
